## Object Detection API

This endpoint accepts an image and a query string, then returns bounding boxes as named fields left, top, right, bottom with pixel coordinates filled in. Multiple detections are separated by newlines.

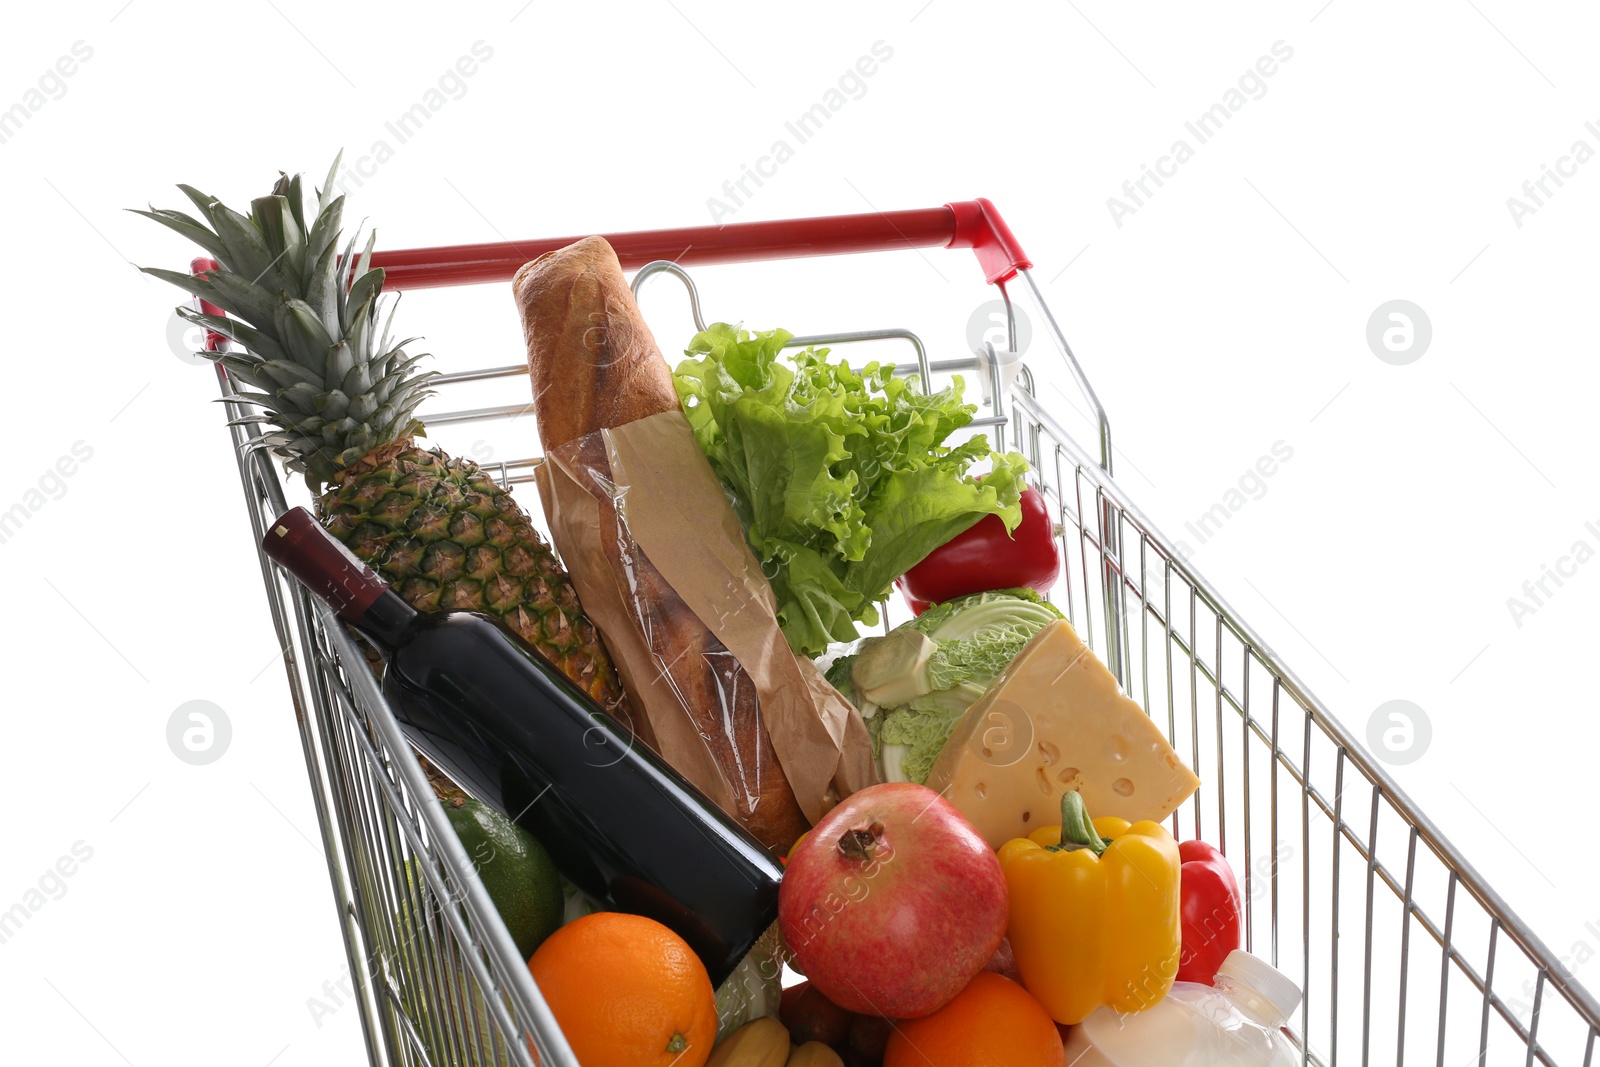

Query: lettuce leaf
left=674, top=322, right=1029, bottom=656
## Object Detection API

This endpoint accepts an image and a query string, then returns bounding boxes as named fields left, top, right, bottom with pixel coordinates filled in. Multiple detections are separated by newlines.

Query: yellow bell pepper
left=997, top=790, right=1182, bottom=1025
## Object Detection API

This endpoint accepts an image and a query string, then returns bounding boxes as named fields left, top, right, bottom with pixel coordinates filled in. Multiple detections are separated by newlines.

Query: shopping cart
left=201, top=201, right=1600, bottom=1066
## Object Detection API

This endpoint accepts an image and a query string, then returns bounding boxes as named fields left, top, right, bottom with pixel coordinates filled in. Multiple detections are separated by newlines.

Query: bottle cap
left=261, top=507, right=387, bottom=622
left=1217, top=949, right=1302, bottom=1020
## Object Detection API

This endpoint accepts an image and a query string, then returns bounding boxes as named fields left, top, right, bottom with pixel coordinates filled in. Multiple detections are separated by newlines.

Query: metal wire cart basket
left=202, top=201, right=1600, bottom=1065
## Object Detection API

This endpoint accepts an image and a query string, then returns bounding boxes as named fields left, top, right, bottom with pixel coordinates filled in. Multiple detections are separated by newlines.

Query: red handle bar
left=366, top=198, right=1031, bottom=290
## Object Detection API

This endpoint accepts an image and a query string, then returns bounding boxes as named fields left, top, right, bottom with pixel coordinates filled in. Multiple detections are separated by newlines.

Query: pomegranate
left=778, top=782, right=1008, bottom=1019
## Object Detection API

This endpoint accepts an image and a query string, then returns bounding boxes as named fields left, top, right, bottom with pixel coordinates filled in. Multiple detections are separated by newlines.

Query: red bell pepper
left=1176, top=839, right=1244, bottom=985
left=895, top=486, right=1061, bottom=614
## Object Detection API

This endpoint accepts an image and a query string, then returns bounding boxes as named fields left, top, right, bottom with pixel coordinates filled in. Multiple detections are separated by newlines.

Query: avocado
left=443, top=796, right=564, bottom=960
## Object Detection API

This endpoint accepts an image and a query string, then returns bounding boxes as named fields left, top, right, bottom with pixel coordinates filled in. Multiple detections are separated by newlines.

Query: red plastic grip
left=190, top=257, right=230, bottom=352
left=945, top=198, right=1033, bottom=285
left=364, top=201, right=1030, bottom=290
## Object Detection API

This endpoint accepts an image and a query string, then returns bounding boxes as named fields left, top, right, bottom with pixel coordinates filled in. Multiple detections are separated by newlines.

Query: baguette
left=514, top=237, right=810, bottom=852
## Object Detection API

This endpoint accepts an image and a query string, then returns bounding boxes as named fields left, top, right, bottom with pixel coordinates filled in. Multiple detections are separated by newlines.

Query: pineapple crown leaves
left=134, top=153, right=436, bottom=488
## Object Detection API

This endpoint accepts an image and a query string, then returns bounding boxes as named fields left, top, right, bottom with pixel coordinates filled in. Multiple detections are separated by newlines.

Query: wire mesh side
left=1009, top=385, right=1600, bottom=1066
left=220, top=368, right=578, bottom=1067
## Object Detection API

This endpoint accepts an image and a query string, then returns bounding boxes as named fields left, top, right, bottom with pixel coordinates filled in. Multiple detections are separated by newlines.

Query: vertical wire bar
left=1214, top=615, right=1227, bottom=857
left=1099, top=488, right=1127, bottom=687
left=1138, top=534, right=1152, bottom=714
left=1054, top=446, right=1078, bottom=630
left=1582, top=1025, right=1594, bottom=1067
left=1332, top=750, right=1346, bottom=1067
left=1525, top=971, right=1545, bottom=1067
left=1189, top=585, right=1203, bottom=841
left=1397, top=826, right=1419, bottom=1066
left=1242, top=644, right=1255, bottom=955
left=1164, top=550, right=1179, bottom=840
left=1077, top=469, right=1097, bottom=651
left=1302, top=704, right=1314, bottom=1067
left=1114, top=502, right=1131, bottom=684
left=1361, top=785, right=1381, bottom=1066
left=1437, top=872, right=1459, bottom=1067
left=1270, top=676, right=1282, bottom=969
left=1480, top=920, right=1501, bottom=1066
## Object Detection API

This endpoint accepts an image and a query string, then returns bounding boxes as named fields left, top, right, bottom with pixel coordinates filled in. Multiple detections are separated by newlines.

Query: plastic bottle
left=1063, top=950, right=1303, bottom=1066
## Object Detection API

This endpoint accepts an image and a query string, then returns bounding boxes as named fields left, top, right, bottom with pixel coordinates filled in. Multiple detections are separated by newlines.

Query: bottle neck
left=262, top=507, right=426, bottom=651
left=1213, top=975, right=1287, bottom=1028
left=349, top=589, right=421, bottom=653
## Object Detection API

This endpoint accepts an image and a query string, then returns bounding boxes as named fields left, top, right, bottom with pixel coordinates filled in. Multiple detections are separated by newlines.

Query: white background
left=2, top=1, right=1597, bottom=1063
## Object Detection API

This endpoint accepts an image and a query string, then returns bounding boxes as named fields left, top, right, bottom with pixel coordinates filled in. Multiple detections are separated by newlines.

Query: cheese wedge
left=925, top=619, right=1199, bottom=849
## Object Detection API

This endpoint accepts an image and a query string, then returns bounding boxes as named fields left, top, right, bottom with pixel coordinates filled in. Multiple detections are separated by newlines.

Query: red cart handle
left=367, top=198, right=1031, bottom=291
left=190, top=257, right=231, bottom=352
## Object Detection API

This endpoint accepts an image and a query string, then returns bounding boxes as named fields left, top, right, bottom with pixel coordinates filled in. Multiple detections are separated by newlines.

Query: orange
left=527, top=912, right=717, bottom=1067
left=883, top=972, right=1066, bottom=1067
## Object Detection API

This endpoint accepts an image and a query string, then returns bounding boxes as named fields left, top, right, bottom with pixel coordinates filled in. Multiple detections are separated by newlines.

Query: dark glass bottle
left=263, top=507, right=781, bottom=984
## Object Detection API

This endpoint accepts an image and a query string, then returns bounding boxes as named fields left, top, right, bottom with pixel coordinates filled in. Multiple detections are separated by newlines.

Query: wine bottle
left=262, top=506, right=782, bottom=984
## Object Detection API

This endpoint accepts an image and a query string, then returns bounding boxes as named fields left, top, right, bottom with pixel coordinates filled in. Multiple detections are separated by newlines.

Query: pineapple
left=138, top=158, right=626, bottom=709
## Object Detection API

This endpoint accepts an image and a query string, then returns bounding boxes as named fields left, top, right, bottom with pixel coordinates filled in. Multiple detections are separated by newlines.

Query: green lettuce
left=673, top=323, right=1030, bottom=656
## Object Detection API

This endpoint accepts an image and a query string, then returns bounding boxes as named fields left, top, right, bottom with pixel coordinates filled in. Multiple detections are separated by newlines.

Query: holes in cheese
left=924, top=618, right=1201, bottom=849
